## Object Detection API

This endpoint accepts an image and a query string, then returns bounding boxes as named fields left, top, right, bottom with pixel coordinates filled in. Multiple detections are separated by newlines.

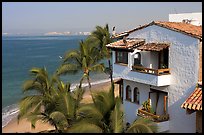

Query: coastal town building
left=169, top=12, right=202, bottom=26
left=107, top=20, right=202, bottom=133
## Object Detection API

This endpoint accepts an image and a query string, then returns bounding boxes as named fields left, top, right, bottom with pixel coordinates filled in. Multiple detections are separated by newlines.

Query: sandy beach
left=2, top=80, right=120, bottom=133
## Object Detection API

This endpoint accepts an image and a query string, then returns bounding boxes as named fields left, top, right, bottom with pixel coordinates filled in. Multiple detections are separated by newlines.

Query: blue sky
left=2, top=2, right=202, bottom=35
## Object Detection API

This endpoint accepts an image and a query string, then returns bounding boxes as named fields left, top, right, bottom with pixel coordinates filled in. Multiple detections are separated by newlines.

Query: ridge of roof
left=120, top=21, right=202, bottom=40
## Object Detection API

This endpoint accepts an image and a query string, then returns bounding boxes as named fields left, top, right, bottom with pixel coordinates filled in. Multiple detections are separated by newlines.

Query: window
left=134, top=87, right=140, bottom=104
left=134, top=52, right=141, bottom=66
left=116, top=51, right=128, bottom=64
left=126, top=85, right=131, bottom=101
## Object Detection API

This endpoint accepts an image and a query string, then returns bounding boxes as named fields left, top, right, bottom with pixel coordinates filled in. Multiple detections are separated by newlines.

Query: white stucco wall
left=115, top=25, right=199, bottom=133
left=122, top=80, right=150, bottom=124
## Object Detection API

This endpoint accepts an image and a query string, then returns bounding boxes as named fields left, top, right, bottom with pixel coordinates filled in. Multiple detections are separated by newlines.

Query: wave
left=69, top=77, right=120, bottom=91
left=2, top=104, right=19, bottom=128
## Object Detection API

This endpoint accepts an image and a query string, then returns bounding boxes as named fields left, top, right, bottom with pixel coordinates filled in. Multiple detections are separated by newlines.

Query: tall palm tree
left=87, top=24, right=112, bottom=59
left=57, top=40, right=105, bottom=89
left=18, top=67, right=85, bottom=132
left=66, top=83, right=157, bottom=133
left=87, top=24, right=114, bottom=83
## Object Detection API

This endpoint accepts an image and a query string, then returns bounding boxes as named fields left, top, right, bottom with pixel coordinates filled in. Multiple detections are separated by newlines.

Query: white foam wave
left=70, top=77, right=120, bottom=91
left=2, top=104, right=19, bottom=128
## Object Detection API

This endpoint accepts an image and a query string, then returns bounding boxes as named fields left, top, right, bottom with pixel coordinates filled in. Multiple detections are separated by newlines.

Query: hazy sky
left=2, top=2, right=202, bottom=35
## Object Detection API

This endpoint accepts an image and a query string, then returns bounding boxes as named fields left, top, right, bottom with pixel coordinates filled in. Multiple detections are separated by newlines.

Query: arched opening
left=134, top=87, right=140, bottom=104
left=134, top=52, right=141, bottom=66
left=126, top=85, right=131, bottom=101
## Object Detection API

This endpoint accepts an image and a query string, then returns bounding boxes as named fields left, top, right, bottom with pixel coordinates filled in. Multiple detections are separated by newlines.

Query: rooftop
left=106, top=38, right=145, bottom=51
left=181, top=84, right=202, bottom=111
left=113, top=21, right=202, bottom=40
left=137, top=42, right=170, bottom=51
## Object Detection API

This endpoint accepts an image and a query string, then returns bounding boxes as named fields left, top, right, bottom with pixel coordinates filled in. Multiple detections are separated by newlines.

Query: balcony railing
left=132, top=65, right=170, bottom=76
left=137, top=109, right=169, bottom=122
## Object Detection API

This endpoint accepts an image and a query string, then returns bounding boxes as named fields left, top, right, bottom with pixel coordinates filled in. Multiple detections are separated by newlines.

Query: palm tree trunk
left=87, top=75, right=96, bottom=104
left=54, top=124, right=59, bottom=132
left=87, top=75, right=91, bottom=89
left=108, top=59, right=113, bottom=84
left=79, top=77, right=83, bottom=88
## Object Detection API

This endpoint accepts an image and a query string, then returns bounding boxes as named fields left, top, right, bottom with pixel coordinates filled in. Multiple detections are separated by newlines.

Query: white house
left=169, top=12, right=202, bottom=26
left=107, top=21, right=202, bottom=133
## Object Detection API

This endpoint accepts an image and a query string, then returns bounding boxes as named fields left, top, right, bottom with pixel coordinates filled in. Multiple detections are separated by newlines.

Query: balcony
left=137, top=109, right=169, bottom=122
left=137, top=96, right=170, bottom=132
left=132, top=65, right=170, bottom=76
left=112, top=64, right=171, bottom=86
left=137, top=109, right=170, bottom=132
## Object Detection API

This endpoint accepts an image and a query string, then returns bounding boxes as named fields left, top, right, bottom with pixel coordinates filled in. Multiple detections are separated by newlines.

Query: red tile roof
left=106, top=38, right=145, bottom=51
left=120, top=21, right=202, bottom=40
left=137, top=43, right=170, bottom=51
left=181, top=86, right=202, bottom=111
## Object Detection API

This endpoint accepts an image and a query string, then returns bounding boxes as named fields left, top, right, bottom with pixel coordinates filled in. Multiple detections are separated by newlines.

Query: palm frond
left=63, top=50, right=80, bottom=63
left=90, top=63, right=105, bottom=72
left=76, top=104, right=103, bottom=123
left=92, top=90, right=115, bottom=116
left=18, top=95, right=43, bottom=121
left=22, top=80, right=43, bottom=93
left=29, top=67, right=43, bottom=75
left=57, top=64, right=79, bottom=75
left=109, top=97, right=124, bottom=133
left=71, top=87, right=85, bottom=105
left=49, top=111, right=68, bottom=128
left=126, top=117, right=157, bottom=133
left=55, top=92, right=76, bottom=120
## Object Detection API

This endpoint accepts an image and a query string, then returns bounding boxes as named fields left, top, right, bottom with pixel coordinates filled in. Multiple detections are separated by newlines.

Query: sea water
left=2, top=35, right=111, bottom=127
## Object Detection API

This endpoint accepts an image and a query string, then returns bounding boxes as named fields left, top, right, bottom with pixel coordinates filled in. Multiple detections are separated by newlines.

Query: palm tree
left=18, top=67, right=86, bottom=132
left=87, top=24, right=114, bottom=83
left=87, top=24, right=112, bottom=59
left=66, top=83, right=157, bottom=133
left=57, top=40, right=105, bottom=89
left=18, top=67, right=61, bottom=130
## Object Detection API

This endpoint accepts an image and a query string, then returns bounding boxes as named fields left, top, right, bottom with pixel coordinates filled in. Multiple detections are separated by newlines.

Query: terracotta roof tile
left=137, top=42, right=170, bottom=51
left=119, top=21, right=202, bottom=40
left=106, top=38, right=145, bottom=51
left=181, top=86, right=202, bottom=111
left=154, top=21, right=202, bottom=39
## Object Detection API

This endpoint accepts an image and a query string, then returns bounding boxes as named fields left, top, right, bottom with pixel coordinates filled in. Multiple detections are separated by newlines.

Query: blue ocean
left=2, top=35, right=111, bottom=127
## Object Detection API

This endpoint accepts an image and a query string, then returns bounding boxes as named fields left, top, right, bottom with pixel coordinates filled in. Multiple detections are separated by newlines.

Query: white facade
left=112, top=24, right=201, bottom=133
left=169, top=12, right=202, bottom=26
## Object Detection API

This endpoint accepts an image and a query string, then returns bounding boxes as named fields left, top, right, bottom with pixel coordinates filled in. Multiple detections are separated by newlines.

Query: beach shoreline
left=2, top=80, right=120, bottom=133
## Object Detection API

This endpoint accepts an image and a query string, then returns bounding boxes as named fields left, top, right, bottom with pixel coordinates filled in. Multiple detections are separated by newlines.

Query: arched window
left=134, top=52, right=141, bottom=66
left=126, top=85, right=131, bottom=101
left=134, top=87, right=140, bottom=104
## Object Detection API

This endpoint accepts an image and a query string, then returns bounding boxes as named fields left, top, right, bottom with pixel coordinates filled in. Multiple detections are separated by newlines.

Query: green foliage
left=57, top=40, right=105, bottom=88
left=67, top=83, right=157, bottom=133
left=18, top=67, right=86, bottom=132
left=126, top=118, right=157, bottom=133
left=109, top=97, right=124, bottom=133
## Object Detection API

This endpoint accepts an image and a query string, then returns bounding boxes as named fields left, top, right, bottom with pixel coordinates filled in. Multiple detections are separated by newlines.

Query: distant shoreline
left=2, top=34, right=90, bottom=37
